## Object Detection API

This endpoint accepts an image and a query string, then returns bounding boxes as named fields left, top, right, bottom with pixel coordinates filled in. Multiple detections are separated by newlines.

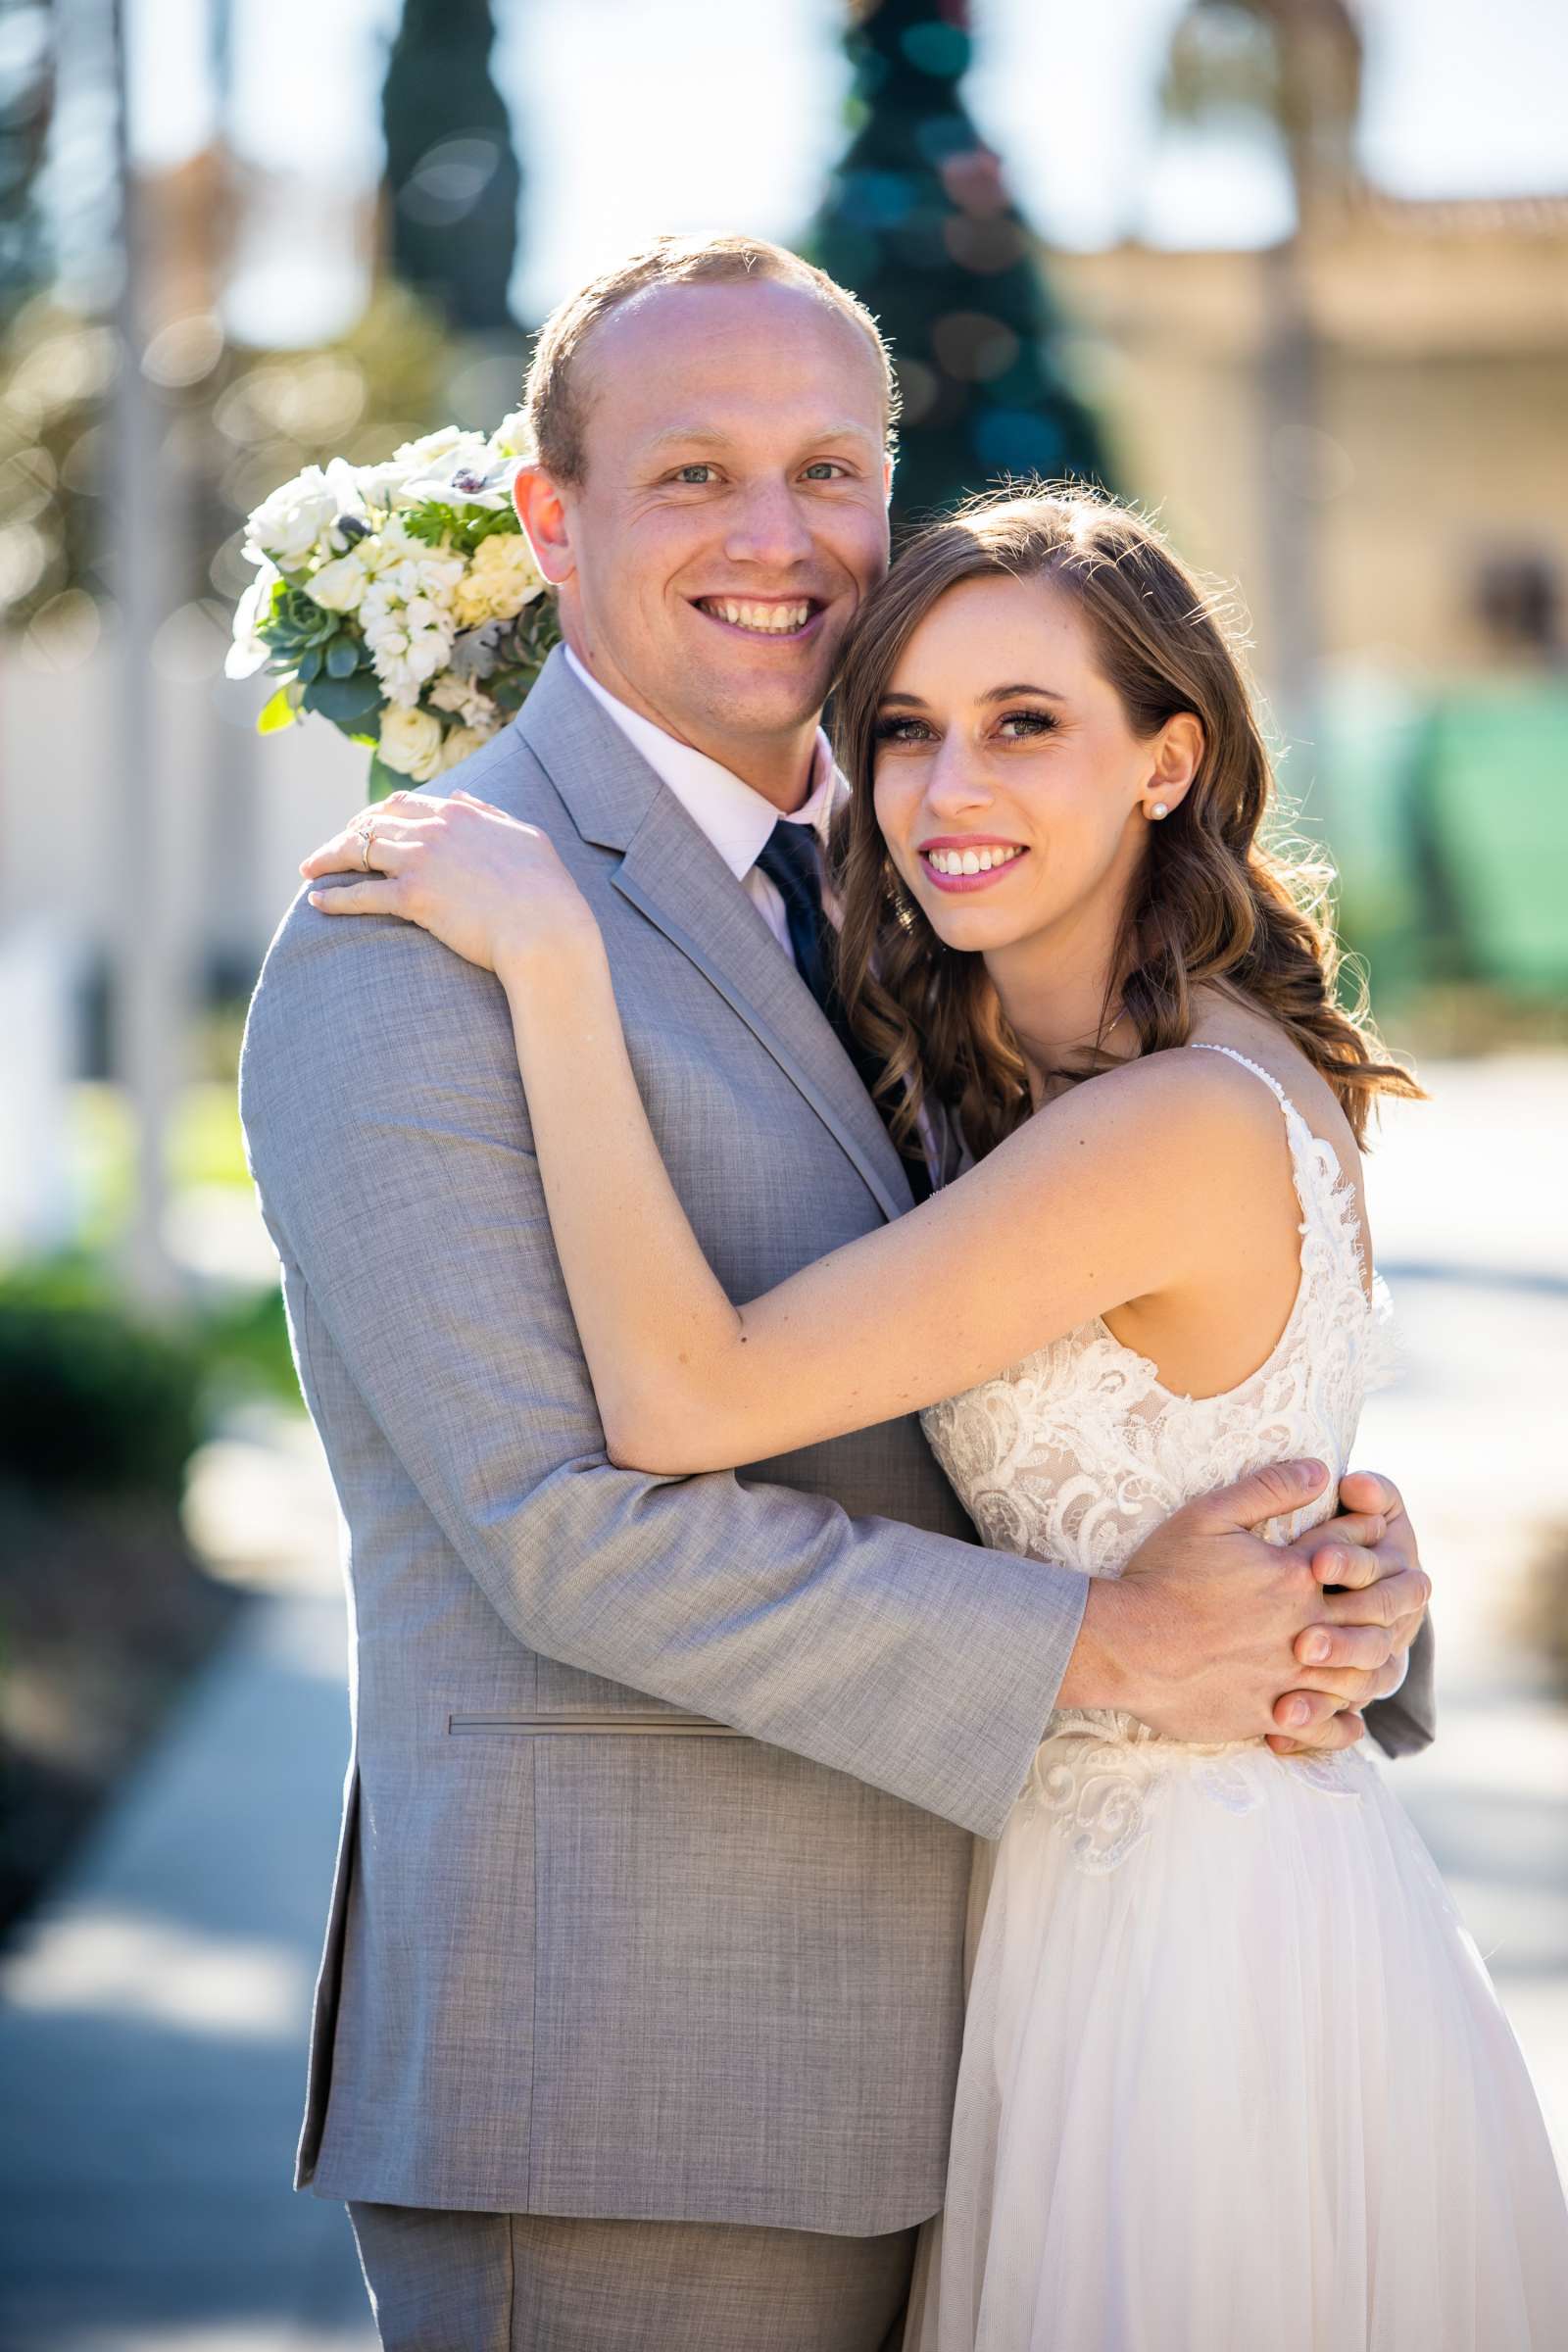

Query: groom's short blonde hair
left=523, top=233, right=899, bottom=487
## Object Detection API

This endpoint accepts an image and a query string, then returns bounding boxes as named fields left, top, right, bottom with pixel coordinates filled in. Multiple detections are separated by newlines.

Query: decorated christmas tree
left=809, top=0, right=1108, bottom=528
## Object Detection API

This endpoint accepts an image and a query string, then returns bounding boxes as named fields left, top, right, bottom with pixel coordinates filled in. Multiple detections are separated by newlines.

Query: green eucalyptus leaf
left=325, top=634, right=359, bottom=679
left=301, top=671, right=385, bottom=725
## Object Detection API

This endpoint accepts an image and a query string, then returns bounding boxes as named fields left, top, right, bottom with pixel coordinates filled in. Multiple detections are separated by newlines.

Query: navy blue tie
left=753, top=820, right=932, bottom=1203
left=754, top=819, right=832, bottom=1005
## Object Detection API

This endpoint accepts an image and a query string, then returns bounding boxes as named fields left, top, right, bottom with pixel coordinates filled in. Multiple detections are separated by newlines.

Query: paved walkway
left=1356, top=1055, right=1568, bottom=2155
left=0, top=1420, right=376, bottom=2351
left=1, top=1055, right=1563, bottom=2347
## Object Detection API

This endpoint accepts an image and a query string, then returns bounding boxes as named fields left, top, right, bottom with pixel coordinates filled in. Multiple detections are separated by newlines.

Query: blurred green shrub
left=0, top=1261, right=302, bottom=1503
left=0, top=1262, right=203, bottom=1501
left=198, top=1285, right=301, bottom=1412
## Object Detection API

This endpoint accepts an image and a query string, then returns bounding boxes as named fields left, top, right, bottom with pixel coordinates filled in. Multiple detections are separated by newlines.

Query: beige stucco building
left=1055, top=192, right=1568, bottom=694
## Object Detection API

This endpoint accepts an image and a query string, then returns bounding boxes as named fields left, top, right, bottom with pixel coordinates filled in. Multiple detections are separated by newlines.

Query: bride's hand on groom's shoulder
left=301, top=787, right=602, bottom=979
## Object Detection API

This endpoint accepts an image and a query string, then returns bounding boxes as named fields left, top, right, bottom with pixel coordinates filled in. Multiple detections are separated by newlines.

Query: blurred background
left=0, top=0, right=1564, bottom=2342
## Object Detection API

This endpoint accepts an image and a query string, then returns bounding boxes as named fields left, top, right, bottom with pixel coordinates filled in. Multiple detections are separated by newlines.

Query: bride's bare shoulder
left=1018, top=1036, right=1295, bottom=1165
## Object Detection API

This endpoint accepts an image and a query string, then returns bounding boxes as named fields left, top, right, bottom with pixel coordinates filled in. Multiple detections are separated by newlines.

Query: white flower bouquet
left=226, top=413, right=560, bottom=794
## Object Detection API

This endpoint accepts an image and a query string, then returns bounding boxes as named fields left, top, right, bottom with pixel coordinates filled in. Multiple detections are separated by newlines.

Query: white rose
left=306, top=551, right=368, bottom=613
left=245, top=466, right=339, bottom=567
left=439, top=724, right=488, bottom=771
left=377, top=705, right=446, bottom=781
left=322, top=457, right=368, bottom=539
left=225, top=561, right=280, bottom=678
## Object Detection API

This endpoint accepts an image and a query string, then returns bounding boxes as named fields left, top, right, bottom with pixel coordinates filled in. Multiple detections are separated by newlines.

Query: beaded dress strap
left=1188, top=1042, right=1297, bottom=1120
left=1189, top=1044, right=1375, bottom=1308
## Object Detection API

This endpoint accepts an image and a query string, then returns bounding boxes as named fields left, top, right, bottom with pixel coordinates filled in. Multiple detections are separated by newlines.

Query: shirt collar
left=564, top=645, right=846, bottom=879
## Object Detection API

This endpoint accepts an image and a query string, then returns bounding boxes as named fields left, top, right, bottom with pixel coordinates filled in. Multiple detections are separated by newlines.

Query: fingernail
left=1295, top=1459, right=1326, bottom=1483
left=1288, top=1698, right=1311, bottom=1727
left=308, top=892, right=322, bottom=906
left=1301, top=1633, right=1331, bottom=1664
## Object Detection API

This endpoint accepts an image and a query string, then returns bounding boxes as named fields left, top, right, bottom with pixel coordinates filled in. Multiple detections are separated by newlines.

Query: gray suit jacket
left=239, top=648, right=1434, bottom=2230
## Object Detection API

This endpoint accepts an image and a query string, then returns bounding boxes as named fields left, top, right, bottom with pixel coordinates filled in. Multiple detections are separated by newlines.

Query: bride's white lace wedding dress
left=906, top=1046, right=1568, bottom=2352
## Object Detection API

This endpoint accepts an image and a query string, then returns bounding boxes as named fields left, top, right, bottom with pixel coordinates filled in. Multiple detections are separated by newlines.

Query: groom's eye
left=670, top=464, right=717, bottom=485
left=801, top=461, right=849, bottom=481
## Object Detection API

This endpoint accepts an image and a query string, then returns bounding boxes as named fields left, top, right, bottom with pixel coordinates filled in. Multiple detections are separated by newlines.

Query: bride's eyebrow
left=878, top=683, right=1068, bottom=710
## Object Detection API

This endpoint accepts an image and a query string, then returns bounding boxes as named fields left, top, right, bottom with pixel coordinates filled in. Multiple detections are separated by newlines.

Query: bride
left=301, top=487, right=1568, bottom=2347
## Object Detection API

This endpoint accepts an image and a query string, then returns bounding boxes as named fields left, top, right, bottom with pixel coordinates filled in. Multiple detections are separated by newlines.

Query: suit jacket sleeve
left=1365, top=1620, right=1435, bottom=1758
left=240, top=901, right=1093, bottom=1839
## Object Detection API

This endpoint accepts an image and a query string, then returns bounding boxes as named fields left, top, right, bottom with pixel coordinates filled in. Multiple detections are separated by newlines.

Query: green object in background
left=0, top=1258, right=302, bottom=1503
left=808, top=0, right=1108, bottom=530
left=1417, top=684, right=1568, bottom=997
left=0, top=1264, right=203, bottom=1502
left=382, top=0, right=522, bottom=338
left=1310, top=669, right=1433, bottom=999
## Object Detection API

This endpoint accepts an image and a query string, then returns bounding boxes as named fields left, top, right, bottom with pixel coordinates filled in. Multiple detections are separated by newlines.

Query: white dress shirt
left=564, top=646, right=846, bottom=970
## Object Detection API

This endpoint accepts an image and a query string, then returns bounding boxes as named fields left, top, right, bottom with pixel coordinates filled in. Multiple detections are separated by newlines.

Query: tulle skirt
left=906, top=1727, right=1568, bottom=2352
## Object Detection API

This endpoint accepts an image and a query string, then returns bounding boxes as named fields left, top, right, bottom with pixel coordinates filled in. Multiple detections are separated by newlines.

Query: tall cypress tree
left=381, top=0, right=520, bottom=335
left=809, top=0, right=1107, bottom=529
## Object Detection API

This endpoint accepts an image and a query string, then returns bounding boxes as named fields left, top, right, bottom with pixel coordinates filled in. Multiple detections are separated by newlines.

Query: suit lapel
left=513, top=652, right=914, bottom=1225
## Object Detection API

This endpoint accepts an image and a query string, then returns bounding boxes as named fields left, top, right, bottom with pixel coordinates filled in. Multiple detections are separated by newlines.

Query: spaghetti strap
left=1188, top=1042, right=1377, bottom=1310
left=1188, top=1040, right=1296, bottom=1120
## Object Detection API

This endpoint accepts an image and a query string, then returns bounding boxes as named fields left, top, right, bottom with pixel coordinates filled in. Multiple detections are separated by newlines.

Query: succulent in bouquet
left=226, top=414, right=560, bottom=798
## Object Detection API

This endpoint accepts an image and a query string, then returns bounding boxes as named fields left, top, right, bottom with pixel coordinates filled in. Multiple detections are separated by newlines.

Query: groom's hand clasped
left=1267, top=1466, right=1426, bottom=1754
left=1056, top=1458, right=1430, bottom=1755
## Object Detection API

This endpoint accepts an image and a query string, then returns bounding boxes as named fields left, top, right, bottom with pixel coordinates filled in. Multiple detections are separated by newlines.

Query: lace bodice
left=921, top=1043, right=1395, bottom=1650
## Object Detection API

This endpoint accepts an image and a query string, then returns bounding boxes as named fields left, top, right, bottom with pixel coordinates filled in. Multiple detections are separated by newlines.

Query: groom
left=241, top=234, right=1433, bottom=2351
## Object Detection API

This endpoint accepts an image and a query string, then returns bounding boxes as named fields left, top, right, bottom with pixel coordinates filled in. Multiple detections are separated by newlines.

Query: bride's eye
left=873, top=714, right=934, bottom=745
left=998, top=709, right=1057, bottom=739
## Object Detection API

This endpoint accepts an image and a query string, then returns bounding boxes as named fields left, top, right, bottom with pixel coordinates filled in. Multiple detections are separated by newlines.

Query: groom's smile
left=514, top=274, right=893, bottom=808
left=692, top=594, right=824, bottom=639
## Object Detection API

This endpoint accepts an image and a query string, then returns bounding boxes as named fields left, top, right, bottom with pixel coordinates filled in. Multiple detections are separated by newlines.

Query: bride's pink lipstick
left=917, top=837, right=1030, bottom=894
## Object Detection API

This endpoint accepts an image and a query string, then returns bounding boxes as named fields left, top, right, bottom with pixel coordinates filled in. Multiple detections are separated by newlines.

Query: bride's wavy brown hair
left=828, top=484, right=1421, bottom=1167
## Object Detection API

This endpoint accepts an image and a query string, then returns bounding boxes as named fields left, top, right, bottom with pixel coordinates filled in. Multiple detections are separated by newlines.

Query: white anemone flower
left=488, top=409, right=534, bottom=461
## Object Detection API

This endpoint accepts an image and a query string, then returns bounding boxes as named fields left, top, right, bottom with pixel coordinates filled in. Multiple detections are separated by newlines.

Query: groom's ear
left=514, top=464, right=576, bottom=589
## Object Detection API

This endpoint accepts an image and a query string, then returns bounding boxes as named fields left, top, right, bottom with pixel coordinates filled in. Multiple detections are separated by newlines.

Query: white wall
left=0, top=620, right=369, bottom=1005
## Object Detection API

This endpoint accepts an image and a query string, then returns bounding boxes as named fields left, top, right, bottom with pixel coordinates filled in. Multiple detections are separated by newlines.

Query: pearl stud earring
left=1152, top=802, right=1169, bottom=819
